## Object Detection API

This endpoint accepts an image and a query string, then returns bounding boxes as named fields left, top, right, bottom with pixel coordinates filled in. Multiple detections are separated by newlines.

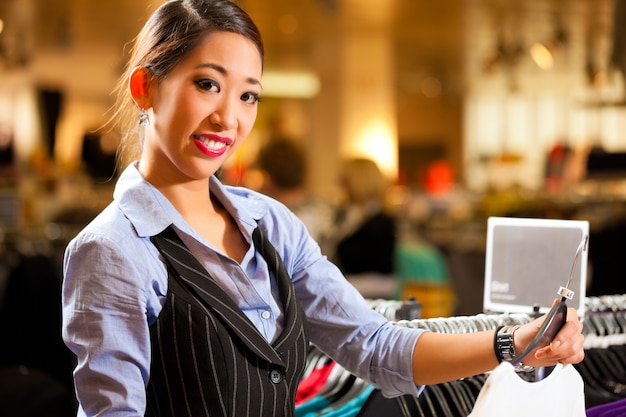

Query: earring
left=138, top=110, right=150, bottom=126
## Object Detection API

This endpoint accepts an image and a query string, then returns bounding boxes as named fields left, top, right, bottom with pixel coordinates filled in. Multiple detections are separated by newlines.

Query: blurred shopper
left=333, top=158, right=396, bottom=276
left=255, top=136, right=336, bottom=256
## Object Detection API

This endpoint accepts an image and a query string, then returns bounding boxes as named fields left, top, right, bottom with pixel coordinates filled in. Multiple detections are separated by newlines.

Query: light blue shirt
left=62, top=163, right=424, bottom=416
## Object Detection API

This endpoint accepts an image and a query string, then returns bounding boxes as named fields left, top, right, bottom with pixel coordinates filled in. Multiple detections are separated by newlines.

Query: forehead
left=183, top=31, right=263, bottom=77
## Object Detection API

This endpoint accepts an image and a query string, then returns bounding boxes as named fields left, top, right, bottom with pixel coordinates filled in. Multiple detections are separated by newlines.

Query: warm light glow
left=530, top=42, right=554, bottom=70
left=338, top=33, right=397, bottom=179
left=13, top=86, right=42, bottom=160
left=261, top=70, right=320, bottom=98
left=55, top=98, right=112, bottom=170
left=0, top=19, right=4, bottom=35
left=343, top=117, right=396, bottom=178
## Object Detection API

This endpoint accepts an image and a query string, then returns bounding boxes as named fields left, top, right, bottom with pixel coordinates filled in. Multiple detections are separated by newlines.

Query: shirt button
left=269, top=369, right=283, bottom=384
left=261, top=310, right=271, bottom=319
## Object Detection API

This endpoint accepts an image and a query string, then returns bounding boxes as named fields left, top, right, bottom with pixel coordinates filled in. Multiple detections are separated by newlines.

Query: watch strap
left=494, top=325, right=520, bottom=363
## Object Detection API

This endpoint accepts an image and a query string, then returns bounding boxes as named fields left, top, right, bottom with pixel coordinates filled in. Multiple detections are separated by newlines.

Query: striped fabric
left=147, top=226, right=309, bottom=417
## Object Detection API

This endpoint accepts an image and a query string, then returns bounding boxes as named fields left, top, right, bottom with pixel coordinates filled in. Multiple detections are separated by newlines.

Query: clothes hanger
left=427, top=384, right=455, bottom=417
left=462, top=376, right=485, bottom=405
left=417, top=387, right=440, bottom=417
left=583, top=295, right=626, bottom=349
left=441, top=381, right=471, bottom=416
left=321, top=370, right=358, bottom=405
left=512, top=234, right=588, bottom=366
left=453, top=379, right=478, bottom=414
left=399, top=393, right=428, bottom=417
left=312, top=377, right=370, bottom=415
left=301, top=345, right=326, bottom=379
left=574, top=348, right=626, bottom=406
left=587, top=348, right=626, bottom=395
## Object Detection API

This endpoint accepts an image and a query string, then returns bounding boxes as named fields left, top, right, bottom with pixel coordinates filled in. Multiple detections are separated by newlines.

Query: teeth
left=205, top=139, right=226, bottom=150
left=196, top=135, right=227, bottom=150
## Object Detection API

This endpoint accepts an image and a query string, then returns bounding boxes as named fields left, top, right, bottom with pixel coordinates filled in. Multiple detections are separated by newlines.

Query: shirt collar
left=114, top=163, right=268, bottom=239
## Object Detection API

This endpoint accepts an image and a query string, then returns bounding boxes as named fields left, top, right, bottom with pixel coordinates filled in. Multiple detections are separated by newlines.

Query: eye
left=241, top=92, right=262, bottom=105
left=195, top=79, right=220, bottom=92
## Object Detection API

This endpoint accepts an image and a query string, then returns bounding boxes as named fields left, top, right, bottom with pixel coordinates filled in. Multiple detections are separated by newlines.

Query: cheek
left=161, top=101, right=202, bottom=136
left=239, top=108, right=258, bottom=137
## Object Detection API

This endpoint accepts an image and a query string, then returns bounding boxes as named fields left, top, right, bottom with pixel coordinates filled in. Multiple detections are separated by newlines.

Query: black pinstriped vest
left=146, top=226, right=309, bottom=417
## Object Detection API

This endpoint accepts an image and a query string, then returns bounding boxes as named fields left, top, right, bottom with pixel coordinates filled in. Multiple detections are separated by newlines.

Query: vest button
left=269, top=369, right=283, bottom=384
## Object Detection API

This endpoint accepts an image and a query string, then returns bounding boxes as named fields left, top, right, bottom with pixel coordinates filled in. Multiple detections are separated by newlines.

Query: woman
left=61, top=1, right=585, bottom=416
left=333, top=157, right=397, bottom=276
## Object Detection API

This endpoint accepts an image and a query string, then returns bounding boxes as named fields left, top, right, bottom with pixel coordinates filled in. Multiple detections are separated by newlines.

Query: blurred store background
left=1, top=0, right=626, bottom=311
left=0, top=0, right=625, bottom=306
left=0, top=0, right=626, bottom=362
left=1, top=0, right=626, bottom=412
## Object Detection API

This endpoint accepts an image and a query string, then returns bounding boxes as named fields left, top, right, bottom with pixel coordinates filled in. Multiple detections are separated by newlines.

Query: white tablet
left=483, top=216, right=589, bottom=317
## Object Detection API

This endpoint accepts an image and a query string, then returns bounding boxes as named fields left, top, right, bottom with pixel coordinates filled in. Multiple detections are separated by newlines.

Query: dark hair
left=257, top=137, right=307, bottom=189
left=112, top=0, right=264, bottom=169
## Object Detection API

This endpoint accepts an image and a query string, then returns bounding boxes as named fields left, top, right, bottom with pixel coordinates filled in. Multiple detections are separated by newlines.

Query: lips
left=193, top=134, right=233, bottom=157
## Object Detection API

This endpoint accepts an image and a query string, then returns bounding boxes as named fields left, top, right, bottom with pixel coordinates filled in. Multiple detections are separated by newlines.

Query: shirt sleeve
left=262, top=205, right=426, bottom=398
left=62, top=231, right=157, bottom=416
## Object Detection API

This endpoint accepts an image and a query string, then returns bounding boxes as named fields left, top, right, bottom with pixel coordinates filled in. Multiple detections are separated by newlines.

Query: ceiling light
left=261, top=70, right=321, bottom=98
left=530, top=42, right=554, bottom=70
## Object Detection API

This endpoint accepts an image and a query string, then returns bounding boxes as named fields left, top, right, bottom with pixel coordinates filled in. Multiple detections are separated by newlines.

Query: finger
left=535, top=320, right=584, bottom=364
left=552, top=332, right=585, bottom=365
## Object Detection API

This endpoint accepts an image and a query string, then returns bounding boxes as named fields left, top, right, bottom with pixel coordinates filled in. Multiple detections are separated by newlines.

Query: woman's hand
left=513, top=303, right=585, bottom=367
left=411, top=300, right=586, bottom=385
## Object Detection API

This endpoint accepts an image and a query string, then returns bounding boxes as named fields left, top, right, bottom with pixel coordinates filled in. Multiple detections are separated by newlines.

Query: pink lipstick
left=193, top=134, right=233, bottom=157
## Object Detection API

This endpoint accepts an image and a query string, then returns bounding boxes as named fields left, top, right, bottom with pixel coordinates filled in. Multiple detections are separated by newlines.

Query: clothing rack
left=365, top=297, right=422, bottom=321
left=299, top=295, right=626, bottom=416
left=583, top=294, right=626, bottom=348
left=576, top=294, right=626, bottom=410
left=298, top=306, right=538, bottom=417
left=392, top=312, right=533, bottom=333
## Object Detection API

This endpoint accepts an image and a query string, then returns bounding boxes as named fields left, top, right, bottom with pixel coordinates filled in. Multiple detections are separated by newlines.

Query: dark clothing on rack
left=0, top=366, right=74, bottom=417
left=575, top=346, right=626, bottom=408
left=587, top=220, right=626, bottom=297
left=147, top=226, right=309, bottom=417
left=0, top=254, right=73, bottom=387
left=0, top=253, right=76, bottom=417
left=336, top=213, right=396, bottom=275
left=586, top=397, right=626, bottom=417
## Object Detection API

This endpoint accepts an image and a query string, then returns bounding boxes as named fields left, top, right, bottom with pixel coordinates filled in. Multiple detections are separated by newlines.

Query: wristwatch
left=494, top=325, right=519, bottom=362
left=494, top=325, right=535, bottom=372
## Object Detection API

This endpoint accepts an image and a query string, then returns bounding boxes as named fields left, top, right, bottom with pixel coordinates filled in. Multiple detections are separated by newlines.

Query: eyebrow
left=195, top=63, right=262, bottom=88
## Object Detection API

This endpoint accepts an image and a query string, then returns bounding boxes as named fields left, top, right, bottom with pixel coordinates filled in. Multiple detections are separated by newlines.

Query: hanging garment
left=296, top=360, right=336, bottom=405
left=575, top=347, right=626, bottom=408
left=300, top=383, right=375, bottom=417
left=586, top=397, right=626, bottom=417
left=468, top=362, right=586, bottom=417
left=147, top=226, right=309, bottom=417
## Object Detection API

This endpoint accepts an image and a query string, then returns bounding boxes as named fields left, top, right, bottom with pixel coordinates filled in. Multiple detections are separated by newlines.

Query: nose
left=209, top=94, right=237, bottom=130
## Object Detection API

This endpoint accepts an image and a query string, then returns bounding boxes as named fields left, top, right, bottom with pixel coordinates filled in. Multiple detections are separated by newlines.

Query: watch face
left=483, top=217, right=588, bottom=318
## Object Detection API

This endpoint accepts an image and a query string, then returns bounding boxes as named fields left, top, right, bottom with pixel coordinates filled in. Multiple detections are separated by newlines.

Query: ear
left=129, top=66, right=152, bottom=109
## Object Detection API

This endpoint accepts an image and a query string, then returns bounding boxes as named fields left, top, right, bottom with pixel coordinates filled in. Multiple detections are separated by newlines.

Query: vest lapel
left=151, top=226, right=282, bottom=366
left=252, top=227, right=308, bottom=353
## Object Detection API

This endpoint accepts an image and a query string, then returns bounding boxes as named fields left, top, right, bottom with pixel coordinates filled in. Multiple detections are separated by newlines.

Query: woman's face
left=138, top=31, right=263, bottom=186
